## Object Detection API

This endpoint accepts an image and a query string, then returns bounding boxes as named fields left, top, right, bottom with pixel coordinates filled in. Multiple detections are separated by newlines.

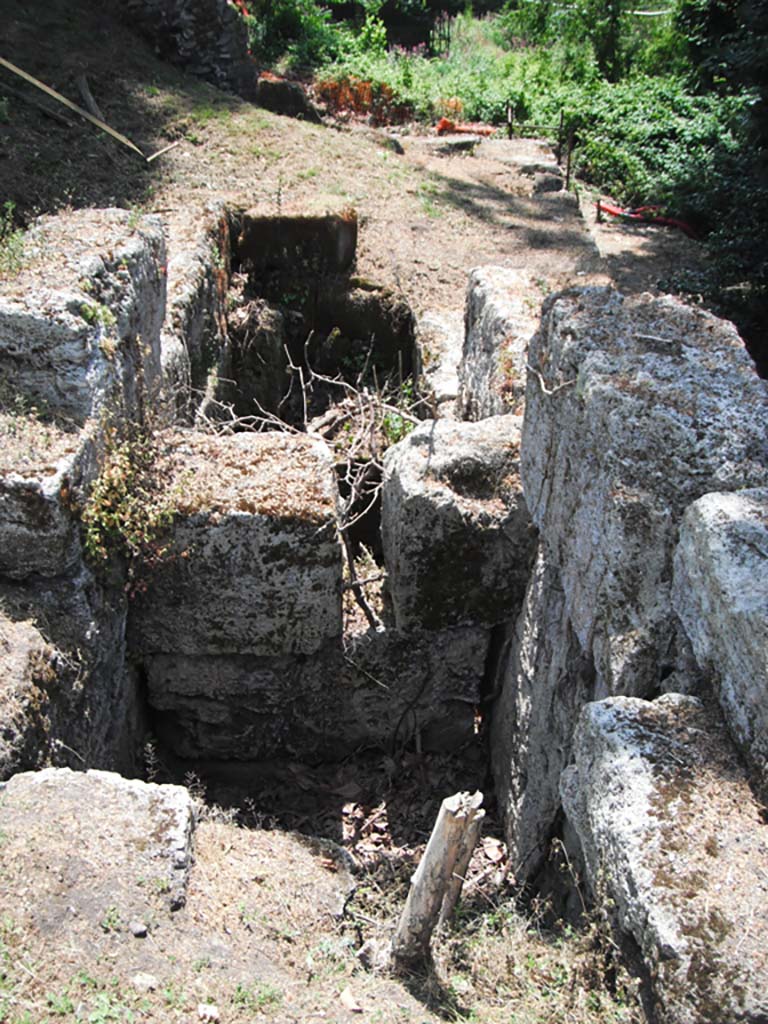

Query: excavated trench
left=129, top=209, right=529, bottom=848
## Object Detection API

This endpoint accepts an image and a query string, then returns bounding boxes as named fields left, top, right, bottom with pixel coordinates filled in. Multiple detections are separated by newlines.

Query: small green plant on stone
left=381, top=377, right=417, bottom=446
left=81, top=426, right=180, bottom=594
left=80, top=301, right=117, bottom=330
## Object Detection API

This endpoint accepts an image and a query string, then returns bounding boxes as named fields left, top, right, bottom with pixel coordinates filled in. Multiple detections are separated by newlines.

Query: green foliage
left=231, top=981, right=283, bottom=1011
left=245, top=0, right=346, bottom=69
left=313, top=4, right=766, bottom=354
left=382, top=378, right=416, bottom=445
left=80, top=301, right=117, bottom=330
left=80, top=427, right=179, bottom=592
left=0, top=201, right=26, bottom=277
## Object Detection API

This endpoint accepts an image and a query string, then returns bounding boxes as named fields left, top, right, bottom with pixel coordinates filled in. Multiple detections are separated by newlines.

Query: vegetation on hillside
left=240, top=0, right=768, bottom=370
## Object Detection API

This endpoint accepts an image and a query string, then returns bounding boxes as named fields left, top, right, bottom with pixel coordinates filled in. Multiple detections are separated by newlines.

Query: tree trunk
left=391, top=790, right=484, bottom=965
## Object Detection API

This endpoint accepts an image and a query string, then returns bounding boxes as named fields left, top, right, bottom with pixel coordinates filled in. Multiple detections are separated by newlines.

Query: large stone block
left=416, top=309, right=464, bottom=416
left=0, top=566, right=139, bottom=774
left=129, top=430, right=342, bottom=656
left=0, top=768, right=196, bottom=922
left=160, top=201, right=230, bottom=418
left=561, top=694, right=768, bottom=1024
left=490, top=547, right=596, bottom=880
left=673, top=488, right=768, bottom=785
left=235, top=211, right=357, bottom=277
left=382, top=415, right=536, bottom=631
left=0, top=614, right=58, bottom=779
left=146, top=623, right=488, bottom=761
left=521, top=287, right=768, bottom=697
left=0, top=209, right=165, bottom=424
left=0, top=419, right=96, bottom=579
left=457, top=266, right=539, bottom=420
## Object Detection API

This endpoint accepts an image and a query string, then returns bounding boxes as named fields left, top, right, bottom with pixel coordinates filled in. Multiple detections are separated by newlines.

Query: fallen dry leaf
left=339, top=986, right=364, bottom=1013
left=482, top=837, right=505, bottom=863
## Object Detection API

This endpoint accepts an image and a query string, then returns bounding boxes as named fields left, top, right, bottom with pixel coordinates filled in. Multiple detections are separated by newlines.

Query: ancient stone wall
left=454, top=275, right=768, bottom=1023
left=120, top=0, right=254, bottom=97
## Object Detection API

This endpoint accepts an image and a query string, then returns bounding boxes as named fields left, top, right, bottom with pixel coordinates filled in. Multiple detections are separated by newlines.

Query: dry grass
left=0, top=379, right=82, bottom=478
left=0, top=809, right=644, bottom=1024
left=158, top=429, right=338, bottom=524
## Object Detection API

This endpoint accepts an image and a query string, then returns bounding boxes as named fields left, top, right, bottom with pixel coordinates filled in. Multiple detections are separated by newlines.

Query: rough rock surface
left=228, top=297, right=289, bottom=418
left=0, top=422, right=95, bottom=579
left=146, top=625, right=488, bottom=760
left=160, top=202, right=231, bottom=419
left=561, top=694, right=768, bottom=1024
left=313, top=279, right=416, bottom=376
left=457, top=266, right=538, bottom=419
left=0, top=209, right=165, bottom=425
left=673, top=488, right=768, bottom=785
left=416, top=309, right=464, bottom=416
left=129, top=430, right=342, bottom=656
left=491, top=287, right=767, bottom=880
left=121, top=0, right=254, bottom=96
left=522, top=287, right=768, bottom=698
left=0, top=615, right=59, bottom=778
left=0, top=768, right=196, bottom=926
left=235, top=211, right=358, bottom=278
left=0, top=567, right=140, bottom=774
left=382, top=415, right=536, bottom=632
left=490, top=548, right=596, bottom=878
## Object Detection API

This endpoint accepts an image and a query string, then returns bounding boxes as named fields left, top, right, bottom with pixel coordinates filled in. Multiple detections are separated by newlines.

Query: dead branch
left=392, top=791, right=485, bottom=965
left=527, top=363, right=577, bottom=396
left=75, top=74, right=104, bottom=120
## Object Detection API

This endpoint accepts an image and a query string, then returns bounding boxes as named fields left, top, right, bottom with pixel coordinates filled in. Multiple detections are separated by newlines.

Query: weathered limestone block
left=228, top=298, right=288, bottom=418
left=522, top=288, right=768, bottom=697
left=129, top=430, right=342, bottom=656
left=235, top=211, right=358, bottom=278
left=0, top=209, right=164, bottom=425
left=0, top=615, right=59, bottom=778
left=490, top=547, right=596, bottom=879
left=0, top=769, right=196, bottom=925
left=0, top=566, right=139, bottom=774
left=673, top=489, right=768, bottom=784
left=161, top=202, right=230, bottom=417
left=145, top=625, right=488, bottom=761
left=457, top=266, right=539, bottom=420
left=416, top=309, right=464, bottom=416
left=382, top=415, right=536, bottom=632
left=313, top=279, right=416, bottom=376
left=561, top=694, right=768, bottom=1024
left=0, top=418, right=95, bottom=579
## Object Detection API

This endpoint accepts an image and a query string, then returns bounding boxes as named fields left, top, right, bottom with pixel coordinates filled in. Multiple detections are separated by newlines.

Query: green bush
left=245, top=0, right=345, bottom=69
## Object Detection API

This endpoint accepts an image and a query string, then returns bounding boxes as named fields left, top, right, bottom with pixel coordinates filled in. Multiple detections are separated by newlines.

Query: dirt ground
left=0, top=2, right=698, bottom=1020
left=1, top=0, right=705, bottom=321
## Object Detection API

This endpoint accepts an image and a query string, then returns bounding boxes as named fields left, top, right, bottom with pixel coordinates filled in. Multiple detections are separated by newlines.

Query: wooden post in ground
left=565, top=128, right=575, bottom=190
left=391, top=791, right=484, bottom=965
left=555, top=109, right=564, bottom=163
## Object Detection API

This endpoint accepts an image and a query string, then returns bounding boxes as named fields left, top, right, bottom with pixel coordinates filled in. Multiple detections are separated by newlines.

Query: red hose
left=597, top=200, right=699, bottom=239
